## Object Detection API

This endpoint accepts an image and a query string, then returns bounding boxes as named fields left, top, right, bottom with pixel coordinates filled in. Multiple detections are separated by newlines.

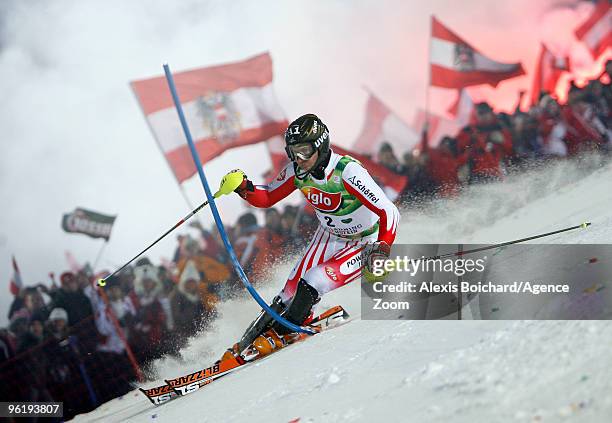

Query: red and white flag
left=263, top=135, right=287, bottom=182
left=575, top=1, right=611, bottom=59
left=530, top=43, right=570, bottom=105
left=131, top=53, right=288, bottom=183
left=447, top=88, right=482, bottom=127
left=413, top=109, right=463, bottom=145
left=352, top=92, right=419, bottom=157
left=430, top=16, right=525, bottom=89
left=9, top=256, right=23, bottom=296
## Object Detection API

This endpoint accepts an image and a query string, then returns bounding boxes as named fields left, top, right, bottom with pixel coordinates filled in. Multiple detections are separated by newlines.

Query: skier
left=219, top=114, right=400, bottom=358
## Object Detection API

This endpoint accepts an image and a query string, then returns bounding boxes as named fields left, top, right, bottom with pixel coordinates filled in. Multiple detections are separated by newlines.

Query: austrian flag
left=430, top=16, right=525, bottom=89
left=10, top=256, right=23, bottom=296
left=574, top=1, right=611, bottom=59
left=530, top=43, right=570, bottom=105
left=131, top=53, right=288, bottom=183
left=352, top=92, right=419, bottom=157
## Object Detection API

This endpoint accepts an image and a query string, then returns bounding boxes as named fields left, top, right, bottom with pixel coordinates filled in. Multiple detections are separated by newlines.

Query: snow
left=73, top=158, right=612, bottom=422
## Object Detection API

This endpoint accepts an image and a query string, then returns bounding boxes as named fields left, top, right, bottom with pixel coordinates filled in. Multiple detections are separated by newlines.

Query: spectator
left=106, top=278, right=137, bottom=335
left=585, top=80, right=610, bottom=125
left=171, top=260, right=208, bottom=340
left=399, top=150, right=435, bottom=204
left=175, top=236, right=229, bottom=300
left=233, top=212, right=260, bottom=273
left=129, top=264, right=167, bottom=362
left=537, top=95, right=568, bottom=158
left=420, top=134, right=465, bottom=197
left=48, top=308, right=69, bottom=340
left=456, top=102, right=513, bottom=182
left=17, top=316, right=55, bottom=404
left=562, top=85, right=607, bottom=155
left=189, top=220, right=225, bottom=261
left=17, top=316, right=46, bottom=353
left=8, top=288, right=26, bottom=321
left=45, top=308, right=91, bottom=418
left=377, top=142, right=403, bottom=173
left=50, top=272, right=94, bottom=326
left=0, top=328, right=15, bottom=363
left=251, top=208, right=285, bottom=283
left=510, top=112, right=541, bottom=164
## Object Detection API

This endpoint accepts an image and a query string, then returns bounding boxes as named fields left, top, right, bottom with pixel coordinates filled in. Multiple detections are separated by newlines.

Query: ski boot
left=251, top=328, right=288, bottom=357
left=222, top=279, right=320, bottom=361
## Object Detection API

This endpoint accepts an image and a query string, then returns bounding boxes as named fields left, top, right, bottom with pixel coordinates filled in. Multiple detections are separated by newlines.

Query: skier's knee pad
left=274, top=279, right=320, bottom=334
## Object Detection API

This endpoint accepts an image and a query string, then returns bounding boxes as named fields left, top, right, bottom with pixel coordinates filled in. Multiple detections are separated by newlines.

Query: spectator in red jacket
left=562, top=85, right=607, bottom=155
left=537, top=95, right=569, bottom=158
left=456, top=102, right=513, bottom=182
left=420, top=129, right=466, bottom=197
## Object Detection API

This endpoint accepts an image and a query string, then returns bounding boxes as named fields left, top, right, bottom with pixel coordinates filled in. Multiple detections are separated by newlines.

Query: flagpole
left=92, top=240, right=107, bottom=271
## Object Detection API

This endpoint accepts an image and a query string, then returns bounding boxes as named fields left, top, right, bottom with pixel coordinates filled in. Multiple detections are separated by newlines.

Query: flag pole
left=92, top=240, right=107, bottom=271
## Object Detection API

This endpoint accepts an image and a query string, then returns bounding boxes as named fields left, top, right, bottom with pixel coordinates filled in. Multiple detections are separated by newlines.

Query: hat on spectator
left=9, top=315, right=28, bottom=333
left=379, top=142, right=394, bottom=153
left=49, top=308, right=68, bottom=322
left=60, top=271, right=75, bottom=285
left=475, top=102, right=493, bottom=113
left=237, top=212, right=257, bottom=228
left=178, top=260, right=201, bottom=303
left=133, top=264, right=162, bottom=297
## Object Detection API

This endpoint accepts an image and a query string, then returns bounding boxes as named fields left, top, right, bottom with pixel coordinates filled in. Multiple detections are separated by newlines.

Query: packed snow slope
left=74, top=158, right=612, bottom=422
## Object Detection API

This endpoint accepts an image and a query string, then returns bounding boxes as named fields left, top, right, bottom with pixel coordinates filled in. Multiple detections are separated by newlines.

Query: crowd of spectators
left=1, top=62, right=610, bottom=420
left=0, top=203, right=318, bottom=420
left=379, top=61, right=612, bottom=203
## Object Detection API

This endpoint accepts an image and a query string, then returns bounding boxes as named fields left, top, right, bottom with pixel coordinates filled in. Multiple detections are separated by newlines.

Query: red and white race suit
left=242, top=151, right=400, bottom=302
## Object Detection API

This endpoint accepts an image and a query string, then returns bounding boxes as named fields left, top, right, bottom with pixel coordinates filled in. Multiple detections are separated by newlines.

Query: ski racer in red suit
left=222, top=114, right=400, bottom=357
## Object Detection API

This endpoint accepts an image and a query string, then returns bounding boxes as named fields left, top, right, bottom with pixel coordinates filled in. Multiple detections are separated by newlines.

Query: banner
left=131, top=53, right=288, bottom=182
left=9, top=256, right=23, bottom=296
left=530, top=43, right=570, bottom=105
left=62, top=208, right=116, bottom=241
left=430, top=16, right=525, bottom=88
left=574, top=1, right=611, bottom=59
left=352, top=92, right=419, bottom=157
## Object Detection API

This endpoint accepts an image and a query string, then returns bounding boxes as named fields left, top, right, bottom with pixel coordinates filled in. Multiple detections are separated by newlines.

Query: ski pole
left=430, top=222, right=591, bottom=260
left=97, top=199, right=211, bottom=287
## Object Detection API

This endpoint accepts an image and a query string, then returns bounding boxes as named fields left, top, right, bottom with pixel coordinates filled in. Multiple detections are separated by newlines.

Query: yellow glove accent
left=214, top=169, right=246, bottom=198
left=362, top=267, right=389, bottom=283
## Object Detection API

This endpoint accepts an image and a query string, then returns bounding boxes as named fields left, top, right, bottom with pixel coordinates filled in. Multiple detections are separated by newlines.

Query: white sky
left=0, top=0, right=597, bottom=325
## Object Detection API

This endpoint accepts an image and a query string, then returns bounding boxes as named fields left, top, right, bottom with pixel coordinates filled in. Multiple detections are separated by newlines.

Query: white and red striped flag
left=262, top=135, right=287, bottom=182
left=447, top=88, right=476, bottom=127
left=430, top=16, right=525, bottom=88
left=352, top=91, right=419, bottom=157
left=575, top=1, right=611, bottom=59
left=131, top=53, right=288, bottom=182
left=413, top=109, right=463, bottom=145
left=9, top=256, right=23, bottom=296
left=531, top=43, right=570, bottom=105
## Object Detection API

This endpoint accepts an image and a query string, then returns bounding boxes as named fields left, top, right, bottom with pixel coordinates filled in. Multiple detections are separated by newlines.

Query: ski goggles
left=285, top=143, right=316, bottom=161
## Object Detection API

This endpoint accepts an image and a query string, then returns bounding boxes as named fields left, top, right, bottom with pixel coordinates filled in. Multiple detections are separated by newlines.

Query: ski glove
left=216, top=169, right=254, bottom=199
left=362, top=241, right=391, bottom=282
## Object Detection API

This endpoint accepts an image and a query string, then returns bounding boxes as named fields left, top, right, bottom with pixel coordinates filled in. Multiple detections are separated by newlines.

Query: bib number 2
left=324, top=216, right=336, bottom=227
